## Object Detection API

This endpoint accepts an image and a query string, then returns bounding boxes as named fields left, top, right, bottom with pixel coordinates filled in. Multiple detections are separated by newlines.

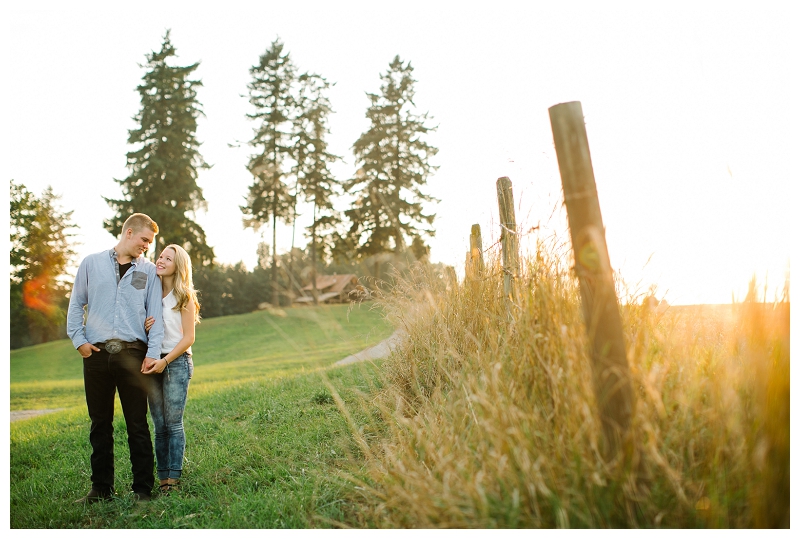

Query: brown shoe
left=159, top=479, right=181, bottom=494
left=75, top=488, right=113, bottom=504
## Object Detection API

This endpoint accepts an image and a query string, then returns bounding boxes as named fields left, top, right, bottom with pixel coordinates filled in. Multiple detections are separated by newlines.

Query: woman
left=142, top=244, right=199, bottom=494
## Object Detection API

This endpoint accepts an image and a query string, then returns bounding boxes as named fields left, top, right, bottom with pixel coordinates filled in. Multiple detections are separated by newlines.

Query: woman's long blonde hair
left=164, top=244, right=201, bottom=324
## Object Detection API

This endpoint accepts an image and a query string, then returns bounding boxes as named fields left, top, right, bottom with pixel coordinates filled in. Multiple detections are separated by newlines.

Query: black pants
left=83, top=347, right=154, bottom=495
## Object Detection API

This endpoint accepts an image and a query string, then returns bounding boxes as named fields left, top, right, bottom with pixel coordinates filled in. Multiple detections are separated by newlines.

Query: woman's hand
left=142, top=357, right=168, bottom=374
left=144, top=316, right=155, bottom=334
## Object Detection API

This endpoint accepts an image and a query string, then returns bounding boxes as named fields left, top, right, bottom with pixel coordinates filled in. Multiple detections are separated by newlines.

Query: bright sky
left=2, top=0, right=796, bottom=305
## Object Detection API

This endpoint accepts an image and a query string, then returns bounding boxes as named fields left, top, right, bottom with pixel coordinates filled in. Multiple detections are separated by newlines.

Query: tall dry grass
left=337, top=238, right=789, bottom=528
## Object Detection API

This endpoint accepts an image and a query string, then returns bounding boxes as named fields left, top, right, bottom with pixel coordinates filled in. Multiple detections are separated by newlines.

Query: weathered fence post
left=470, top=224, right=484, bottom=276
left=496, top=176, right=519, bottom=304
left=466, top=224, right=485, bottom=295
left=444, top=265, right=458, bottom=290
left=548, top=101, right=633, bottom=463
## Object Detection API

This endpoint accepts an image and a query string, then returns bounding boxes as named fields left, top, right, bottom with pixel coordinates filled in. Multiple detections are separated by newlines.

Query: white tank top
left=161, top=289, right=192, bottom=355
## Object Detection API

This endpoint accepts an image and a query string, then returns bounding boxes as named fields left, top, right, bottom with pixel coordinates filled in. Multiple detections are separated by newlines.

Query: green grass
left=10, top=302, right=391, bottom=410
left=10, top=302, right=392, bottom=529
left=14, top=268, right=788, bottom=528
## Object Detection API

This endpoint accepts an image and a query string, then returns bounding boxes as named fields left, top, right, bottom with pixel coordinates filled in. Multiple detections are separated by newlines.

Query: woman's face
left=156, top=248, right=177, bottom=278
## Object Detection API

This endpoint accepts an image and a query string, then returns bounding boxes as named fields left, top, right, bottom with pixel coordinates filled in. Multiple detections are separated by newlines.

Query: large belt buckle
left=105, top=339, right=124, bottom=354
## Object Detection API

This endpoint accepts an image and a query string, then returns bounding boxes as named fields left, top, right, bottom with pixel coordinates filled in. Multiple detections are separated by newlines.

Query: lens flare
left=22, top=273, right=58, bottom=316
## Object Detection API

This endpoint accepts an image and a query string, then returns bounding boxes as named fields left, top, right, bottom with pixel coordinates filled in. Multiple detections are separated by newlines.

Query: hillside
left=10, top=302, right=393, bottom=411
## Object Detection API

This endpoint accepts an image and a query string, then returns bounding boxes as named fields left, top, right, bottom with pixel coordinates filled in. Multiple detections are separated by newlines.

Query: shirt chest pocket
left=130, top=271, right=148, bottom=290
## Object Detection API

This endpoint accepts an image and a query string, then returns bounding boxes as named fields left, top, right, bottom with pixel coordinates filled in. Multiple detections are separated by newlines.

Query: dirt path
left=11, top=332, right=405, bottom=423
left=10, top=408, right=65, bottom=423
left=334, top=329, right=405, bottom=366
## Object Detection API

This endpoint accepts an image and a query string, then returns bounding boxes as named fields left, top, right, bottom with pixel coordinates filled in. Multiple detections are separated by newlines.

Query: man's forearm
left=66, top=262, right=89, bottom=349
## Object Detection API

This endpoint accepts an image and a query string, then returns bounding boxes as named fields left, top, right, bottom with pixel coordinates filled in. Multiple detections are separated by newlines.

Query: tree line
left=9, top=30, right=439, bottom=348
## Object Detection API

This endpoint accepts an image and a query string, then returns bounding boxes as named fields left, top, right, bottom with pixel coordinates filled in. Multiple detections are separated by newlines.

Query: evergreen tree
left=9, top=180, right=76, bottom=348
left=292, top=73, right=341, bottom=303
left=104, top=30, right=213, bottom=265
left=242, top=37, right=297, bottom=306
left=410, top=235, right=430, bottom=261
left=345, top=55, right=439, bottom=260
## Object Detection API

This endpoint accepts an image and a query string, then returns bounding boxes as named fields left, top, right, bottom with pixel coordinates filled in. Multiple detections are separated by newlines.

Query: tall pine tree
left=292, top=73, right=341, bottom=303
left=104, top=30, right=213, bottom=265
left=242, top=37, right=297, bottom=306
left=346, top=56, right=439, bottom=259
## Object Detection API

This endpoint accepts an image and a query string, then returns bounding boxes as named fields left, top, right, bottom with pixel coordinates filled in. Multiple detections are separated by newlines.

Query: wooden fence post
left=548, top=101, right=633, bottom=463
left=496, top=176, right=519, bottom=303
left=444, top=265, right=458, bottom=290
left=465, top=224, right=485, bottom=296
left=470, top=224, right=484, bottom=277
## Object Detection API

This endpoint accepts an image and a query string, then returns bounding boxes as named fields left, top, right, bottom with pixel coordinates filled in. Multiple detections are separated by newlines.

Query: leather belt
left=96, top=339, right=147, bottom=354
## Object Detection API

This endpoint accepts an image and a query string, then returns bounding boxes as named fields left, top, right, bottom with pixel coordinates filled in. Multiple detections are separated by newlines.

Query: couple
left=66, top=213, right=199, bottom=503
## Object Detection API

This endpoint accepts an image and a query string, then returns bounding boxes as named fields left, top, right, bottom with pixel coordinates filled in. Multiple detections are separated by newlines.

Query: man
left=67, top=213, right=165, bottom=504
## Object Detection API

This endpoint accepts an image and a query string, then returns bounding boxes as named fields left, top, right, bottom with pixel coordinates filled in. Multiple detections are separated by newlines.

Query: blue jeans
left=148, top=353, right=193, bottom=481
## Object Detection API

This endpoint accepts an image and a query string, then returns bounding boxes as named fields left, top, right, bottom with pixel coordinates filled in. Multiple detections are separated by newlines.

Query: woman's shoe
left=159, top=480, right=181, bottom=495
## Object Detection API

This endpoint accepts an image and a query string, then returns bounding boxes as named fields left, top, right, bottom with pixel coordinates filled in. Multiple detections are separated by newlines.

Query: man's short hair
left=121, top=213, right=159, bottom=236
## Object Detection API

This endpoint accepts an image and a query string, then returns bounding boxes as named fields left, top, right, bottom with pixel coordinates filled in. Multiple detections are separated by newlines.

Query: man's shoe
left=132, top=491, right=151, bottom=503
left=74, top=489, right=113, bottom=504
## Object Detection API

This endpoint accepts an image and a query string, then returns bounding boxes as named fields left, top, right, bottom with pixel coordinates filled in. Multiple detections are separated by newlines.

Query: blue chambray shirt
left=67, top=248, right=164, bottom=359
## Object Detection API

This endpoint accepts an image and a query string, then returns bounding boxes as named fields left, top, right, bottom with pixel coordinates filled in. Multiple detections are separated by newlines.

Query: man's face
left=123, top=227, right=156, bottom=258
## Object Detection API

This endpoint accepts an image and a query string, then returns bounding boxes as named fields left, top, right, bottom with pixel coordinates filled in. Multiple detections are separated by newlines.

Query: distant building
left=294, top=274, right=369, bottom=304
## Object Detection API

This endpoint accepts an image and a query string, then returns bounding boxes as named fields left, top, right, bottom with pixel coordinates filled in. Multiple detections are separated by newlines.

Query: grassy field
left=10, top=302, right=391, bottom=411
left=10, top=258, right=791, bottom=529
left=10, top=302, right=393, bottom=528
